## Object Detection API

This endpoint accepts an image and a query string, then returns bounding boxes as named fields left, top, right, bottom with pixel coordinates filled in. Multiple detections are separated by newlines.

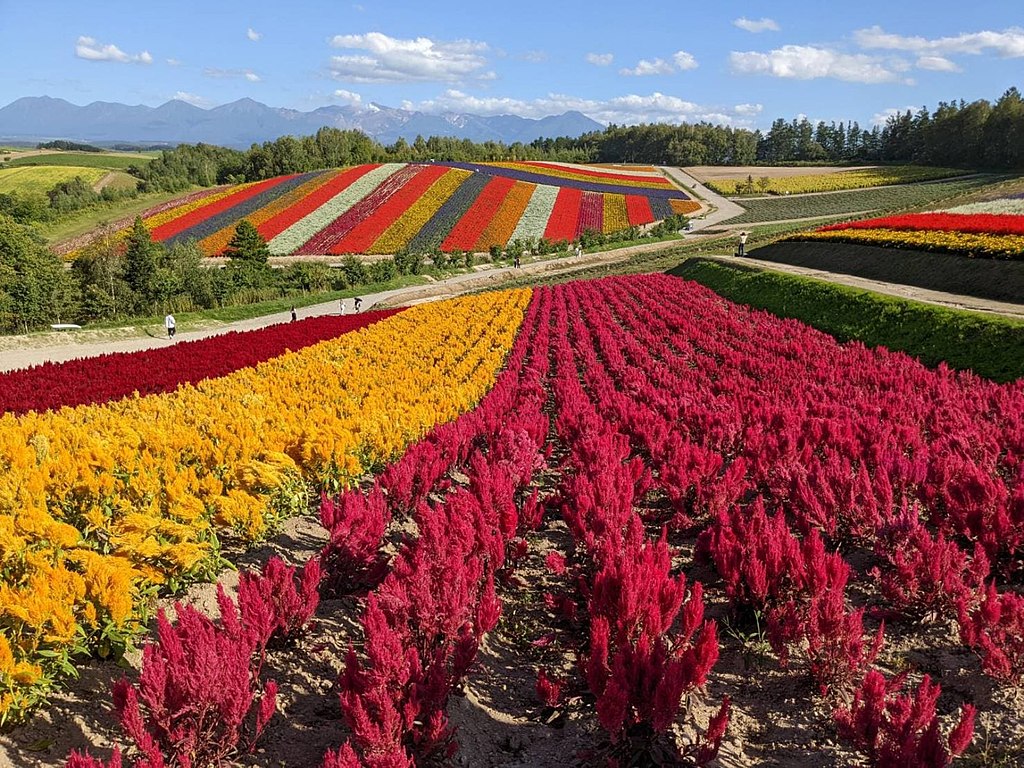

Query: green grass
left=3, top=152, right=152, bottom=171
left=39, top=188, right=196, bottom=244
left=670, top=258, right=1024, bottom=382
left=726, top=176, right=1001, bottom=224
left=0, top=165, right=108, bottom=196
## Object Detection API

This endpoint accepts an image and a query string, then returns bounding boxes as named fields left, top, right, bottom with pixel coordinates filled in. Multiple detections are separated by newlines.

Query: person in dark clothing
left=290, top=306, right=297, bottom=322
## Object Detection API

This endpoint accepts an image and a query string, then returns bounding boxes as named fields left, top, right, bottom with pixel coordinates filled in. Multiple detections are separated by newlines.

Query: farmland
left=70, top=161, right=699, bottom=258
left=0, top=164, right=109, bottom=196
left=723, top=176, right=996, bottom=224
left=703, top=165, right=970, bottom=195
left=2, top=151, right=152, bottom=171
left=1, top=275, right=1022, bottom=767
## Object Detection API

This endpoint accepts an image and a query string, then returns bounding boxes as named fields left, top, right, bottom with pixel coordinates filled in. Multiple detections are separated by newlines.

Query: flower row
left=707, top=165, right=969, bottom=196
left=0, top=290, right=530, bottom=723
left=797, top=226, right=1024, bottom=258
left=0, top=310, right=399, bottom=416
left=67, top=162, right=696, bottom=259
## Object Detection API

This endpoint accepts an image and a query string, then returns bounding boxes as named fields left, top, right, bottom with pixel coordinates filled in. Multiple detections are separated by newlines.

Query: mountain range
left=0, top=96, right=604, bottom=148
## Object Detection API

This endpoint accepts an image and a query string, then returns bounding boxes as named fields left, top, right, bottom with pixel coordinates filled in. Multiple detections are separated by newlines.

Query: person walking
left=737, top=231, right=748, bottom=257
left=513, top=252, right=521, bottom=268
left=339, top=299, right=345, bottom=315
left=164, top=312, right=176, bottom=339
left=354, top=297, right=362, bottom=312
left=290, top=306, right=297, bottom=322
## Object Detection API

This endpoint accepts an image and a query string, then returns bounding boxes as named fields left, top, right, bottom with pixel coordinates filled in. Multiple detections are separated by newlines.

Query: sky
left=0, top=0, right=1021, bottom=130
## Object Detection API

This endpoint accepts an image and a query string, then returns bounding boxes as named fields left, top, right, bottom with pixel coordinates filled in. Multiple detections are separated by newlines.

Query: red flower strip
left=0, top=309, right=401, bottom=415
left=440, top=176, right=517, bottom=251
left=256, top=166, right=380, bottom=242
left=543, top=187, right=584, bottom=243
left=820, top=212, right=1024, bottom=236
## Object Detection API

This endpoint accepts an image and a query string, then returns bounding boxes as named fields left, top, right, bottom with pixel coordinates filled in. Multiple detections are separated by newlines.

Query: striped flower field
left=68, top=162, right=698, bottom=258
left=790, top=193, right=1024, bottom=259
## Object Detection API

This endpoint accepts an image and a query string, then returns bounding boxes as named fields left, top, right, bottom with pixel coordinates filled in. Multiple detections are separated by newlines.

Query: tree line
left=131, top=87, right=1024, bottom=192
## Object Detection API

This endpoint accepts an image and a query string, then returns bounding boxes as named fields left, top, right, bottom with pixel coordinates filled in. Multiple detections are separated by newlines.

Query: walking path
left=0, top=241, right=687, bottom=373
left=660, top=166, right=745, bottom=231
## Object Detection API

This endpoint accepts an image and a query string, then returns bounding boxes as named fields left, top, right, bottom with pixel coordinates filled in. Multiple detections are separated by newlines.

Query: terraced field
left=726, top=176, right=997, bottom=224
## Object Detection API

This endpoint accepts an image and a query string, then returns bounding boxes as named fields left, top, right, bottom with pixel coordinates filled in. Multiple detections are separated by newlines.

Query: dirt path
left=660, top=167, right=745, bottom=229
left=92, top=172, right=120, bottom=192
left=0, top=242, right=687, bottom=373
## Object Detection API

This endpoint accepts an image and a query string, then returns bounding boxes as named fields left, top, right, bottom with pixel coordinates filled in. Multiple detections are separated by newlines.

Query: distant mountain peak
left=0, top=95, right=604, bottom=148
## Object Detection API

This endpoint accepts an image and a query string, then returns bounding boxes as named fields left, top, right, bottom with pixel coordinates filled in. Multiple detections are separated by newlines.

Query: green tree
left=224, top=220, right=272, bottom=288
left=123, top=216, right=162, bottom=310
left=0, top=213, right=78, bottom=333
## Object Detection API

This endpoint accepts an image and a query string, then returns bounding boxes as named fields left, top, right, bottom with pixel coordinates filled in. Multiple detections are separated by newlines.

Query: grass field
left=40, top=188, right=198, bottom=244
left=2, top=151, right=152, bottom=171
left=0, top=165, right=108, bottom=196
left=725, top=176, right=1001, bottom=224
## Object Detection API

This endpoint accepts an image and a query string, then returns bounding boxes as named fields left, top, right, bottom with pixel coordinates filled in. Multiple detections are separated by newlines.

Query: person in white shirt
left=165, top=313, right=176, bottom=339
left=738, top=232, right=748, bottom=257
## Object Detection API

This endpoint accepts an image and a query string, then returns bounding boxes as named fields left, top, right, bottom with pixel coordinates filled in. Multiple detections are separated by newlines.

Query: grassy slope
left=727, top=176, right=1000, bottom=224
left=0, top=165, right=108, bottom=195
left=3, top=152, right=152, bottom=170
left=670, top=258, right=1024, bottom=383
left=39, top=189, right=196, bottom=244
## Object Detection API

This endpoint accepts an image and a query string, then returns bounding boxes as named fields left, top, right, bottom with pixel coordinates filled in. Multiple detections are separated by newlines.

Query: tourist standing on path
left=354, top=297, right=362, bottom=312
left=164, top=313, right=176, bottom=339
left=339, top=299, right=345, bottom=315
left=290, top=306, right=297, bottom=322
left=513, top=252, right=520, bottom=268
left=737, top=232, right=748, bottom=257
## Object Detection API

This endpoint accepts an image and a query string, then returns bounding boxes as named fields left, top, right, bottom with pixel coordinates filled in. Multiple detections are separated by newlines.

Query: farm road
left=660, top=166, right=745, bottom=229
left=0, top=242, right=685, bottom=373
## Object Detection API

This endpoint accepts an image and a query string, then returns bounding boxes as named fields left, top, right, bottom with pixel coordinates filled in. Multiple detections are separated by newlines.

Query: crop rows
left=708, top=166, right=969, bottom=196
left=725, top=177, right=995, bottom=224
left=793, top=194, right=1024, bottom=258
left=14, top=274, right=1023, bottom=766
left=0, top=292, right=529, bottom=723
left=69, top=162, right=697, bottom=259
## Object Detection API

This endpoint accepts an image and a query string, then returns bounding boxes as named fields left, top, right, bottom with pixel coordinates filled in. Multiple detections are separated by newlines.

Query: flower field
left=0, top=291, right=529, bottom=724
left=706, top=165, right=969, bottom=196
left=793, top=194, right=1024, bottom=258
left=4, top=273, right=1021, bottom=767
left=68, top=162, right=698, bottom=259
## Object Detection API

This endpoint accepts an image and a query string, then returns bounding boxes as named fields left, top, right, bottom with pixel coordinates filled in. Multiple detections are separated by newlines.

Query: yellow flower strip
left=196, top=170, right=339, bottom=256
left=602, top=194, right=629, bottom=233
left=474, top=181, right=536, bottom=250
left=0, top=289, right=531, bottom=721
left=489, top=162, right=674, bottom=190
left=368, top=167, right=472, bottom=254
left=796, top=227, right=1024, bottom=258
left=670, top=200, right=702, bottom=216
left=707, top=166, right=968, bottom=196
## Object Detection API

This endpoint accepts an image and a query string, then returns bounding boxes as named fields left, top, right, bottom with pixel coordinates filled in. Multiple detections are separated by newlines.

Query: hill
left=0, top=96, right=605, bottom=148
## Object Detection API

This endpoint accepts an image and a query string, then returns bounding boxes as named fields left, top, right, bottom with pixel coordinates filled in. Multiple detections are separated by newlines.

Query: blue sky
left=1, top=0, right=1021, bottom=129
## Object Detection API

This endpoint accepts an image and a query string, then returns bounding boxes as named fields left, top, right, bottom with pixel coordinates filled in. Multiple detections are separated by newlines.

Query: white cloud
left=586, top=52, right=614, bottom=66
left=620, top=58, right=674, bottom=76
left=328, top=32, right=491, bottom=83
left=173, top=91, right=213, bottom=108
left=854, top=25, right=1024, bottom=58
left=871, top=105, right=921, bottom=126
left=673, top=51, right=698, bottom=70
left=247, top=27, right=262, bottom=42
left=204, top=67, right=261, bottom=82
left=332, top=88, right=363, bottom=106
left=521, top=50, right=548, bottom=63
left=75, top=36, right=152, bottom=64
left=729, top=45, right=905, bottom=83
left=408, top=88, right=762, bottom=126
left=916, top=55, right=962, bottom=72
left=167, top=58, right=182, bottom=66
left=733, top=17, right=780, bottom=34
